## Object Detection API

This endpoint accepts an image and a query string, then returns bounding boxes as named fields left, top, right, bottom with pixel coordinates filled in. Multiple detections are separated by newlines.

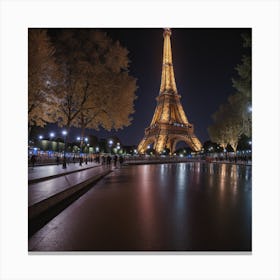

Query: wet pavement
left=28, top=165, right=110, bottom=207
left=28, top=162, right=98, bottom=182
left=29, top=162, right=252, bottom=252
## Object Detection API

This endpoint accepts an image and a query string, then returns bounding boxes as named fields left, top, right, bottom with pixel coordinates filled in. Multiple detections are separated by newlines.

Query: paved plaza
left=29, top=161, right=252, bottom=251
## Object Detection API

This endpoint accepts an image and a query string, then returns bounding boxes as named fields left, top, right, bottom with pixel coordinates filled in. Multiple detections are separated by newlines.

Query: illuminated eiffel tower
left=138, top=28, right=202, bottom=154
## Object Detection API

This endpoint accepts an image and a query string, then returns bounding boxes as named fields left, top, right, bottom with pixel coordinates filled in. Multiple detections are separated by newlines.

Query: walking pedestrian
left=119, top=155, right=124, bottom=166
left=79, top=156, right=83, bottom=166
left=95, top=155, right=100, bottom=164
left=101, top=155, right=105, bottom=165
left=30, top=155, right=36, bottom=168
left=56, top=156, right=60, bottom=165
left=107, top=155, right=112, bottom=165
left=113, top=155, right=118, bottom=168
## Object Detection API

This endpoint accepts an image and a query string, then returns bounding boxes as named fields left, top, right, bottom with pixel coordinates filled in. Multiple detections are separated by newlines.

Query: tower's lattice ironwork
left=138, top=28, right=202, bottom=154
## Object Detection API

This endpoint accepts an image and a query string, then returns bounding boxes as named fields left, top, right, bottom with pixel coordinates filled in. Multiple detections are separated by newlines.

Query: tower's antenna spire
left=163, top=28, right=172, bottom=36
left=160, top=28, right=177, bottom=94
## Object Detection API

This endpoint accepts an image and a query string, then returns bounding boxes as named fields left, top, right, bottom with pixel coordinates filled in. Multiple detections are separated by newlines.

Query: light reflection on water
left=137, top=164, right=158, bottom=245
left=134, top=162, right=251, bottom=250
left=82, top=162, right=253, bottom=251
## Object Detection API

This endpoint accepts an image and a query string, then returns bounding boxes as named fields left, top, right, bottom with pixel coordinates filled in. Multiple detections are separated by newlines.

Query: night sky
left=48, top=28, right=251, bottom=147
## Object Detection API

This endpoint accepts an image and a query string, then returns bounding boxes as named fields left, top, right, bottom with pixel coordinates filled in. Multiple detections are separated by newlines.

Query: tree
left=208, top=104, right=231, bottom=149
left=50, top=29, right=137, bottom=146
left=208, top=102, right=243, bottom=153
left=208, top=32, right=252, bottom=151
left=28, top=29, right=61, bottom=136
left=74, top=70, right=137, bottom=150
left=232, top=33, right=252, bottom=137
left=237, top=134, right=251, bottom=151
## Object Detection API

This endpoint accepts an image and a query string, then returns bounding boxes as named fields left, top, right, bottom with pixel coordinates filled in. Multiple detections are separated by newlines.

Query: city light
left=62, top=130, right=67, bottom=169
left=38, top=135, right=43, bottom=140
left=50, top=132, right=55, bottom=138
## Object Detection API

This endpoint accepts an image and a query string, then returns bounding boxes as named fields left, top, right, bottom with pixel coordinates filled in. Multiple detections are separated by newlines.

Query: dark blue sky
left=47, top=28, right=250, bottom=146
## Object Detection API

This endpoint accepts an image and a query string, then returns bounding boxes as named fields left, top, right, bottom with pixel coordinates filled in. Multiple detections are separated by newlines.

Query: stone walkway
left=28, top=162, right=100, bottom=183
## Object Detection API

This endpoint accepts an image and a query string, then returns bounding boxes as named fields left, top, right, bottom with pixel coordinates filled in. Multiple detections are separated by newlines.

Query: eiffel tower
left=137, top=28, right=202, bottom=154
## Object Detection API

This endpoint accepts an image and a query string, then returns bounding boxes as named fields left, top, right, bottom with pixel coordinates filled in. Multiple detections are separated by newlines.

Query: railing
left=124, top=155, right=251, bottom=166
left=124, top=156, right=203, bottom=165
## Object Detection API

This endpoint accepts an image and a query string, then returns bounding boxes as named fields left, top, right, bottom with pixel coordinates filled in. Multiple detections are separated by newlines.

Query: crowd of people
left=206, top=154, right=251, bottom=164
left=93, top=154, right=124, bottom=168
left=29, top=153, right=125, bottom=168
left=29, top=152, right=251, bottom=168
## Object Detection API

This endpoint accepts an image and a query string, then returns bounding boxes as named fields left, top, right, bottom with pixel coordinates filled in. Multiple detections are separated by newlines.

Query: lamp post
left=85, top=138, right=88, bottom=154
left=116, top=142, right=120, bottom=154
left=62, top=130, right=67, bottom=169
left=49, top=132, right=55, bottom=154
left=77, top=136, right=81, bottom=155
left=108, top=139, right=113, bottom=154
left=38, top=135, right=43, bottom=156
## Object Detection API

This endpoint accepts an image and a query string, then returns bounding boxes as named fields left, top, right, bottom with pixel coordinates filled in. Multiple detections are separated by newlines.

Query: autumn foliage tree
left=50, top=29, right=137, bottom=147
left=232, top=33, right=252, bottom=137
left=28, top=29, right=61, bottom=136
left=208, top=33, right=252, bottom=152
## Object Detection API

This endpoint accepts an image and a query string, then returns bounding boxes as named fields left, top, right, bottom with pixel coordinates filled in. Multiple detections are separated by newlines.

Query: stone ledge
left=28, top=169, right=112, bottom=221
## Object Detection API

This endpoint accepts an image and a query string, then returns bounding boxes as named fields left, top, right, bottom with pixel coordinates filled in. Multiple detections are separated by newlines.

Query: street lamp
left=38, top=135, right=43, bottom=155
left=85, top=138, right=88, bottom=152
left=116, top=143, right=120, bottom=154
left=62, top=130, right=67, bottom=169
left=76, top=136, right=82, bottom=155
left=108, top=139, right=113, bottom=154
left=49, top=132, right=55, bottom=153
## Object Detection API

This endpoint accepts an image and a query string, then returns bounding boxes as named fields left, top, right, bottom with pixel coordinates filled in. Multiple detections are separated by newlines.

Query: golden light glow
left=137, top=29, right=202, bottom=154
left=160, top=28, right=177, bottom=94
